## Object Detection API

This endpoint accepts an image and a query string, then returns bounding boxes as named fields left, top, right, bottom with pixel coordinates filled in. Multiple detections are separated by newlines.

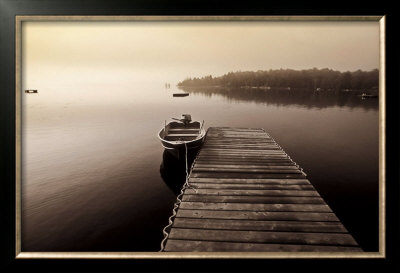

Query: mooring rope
left=159, top=142, right=199, bottom=252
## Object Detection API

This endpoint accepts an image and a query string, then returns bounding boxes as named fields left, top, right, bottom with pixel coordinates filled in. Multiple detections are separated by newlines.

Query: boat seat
left=168, top=128, right=199, bottom=131
left=167, top=129, right=200, bottom=134
left=166, top=134, right=200, bottom=137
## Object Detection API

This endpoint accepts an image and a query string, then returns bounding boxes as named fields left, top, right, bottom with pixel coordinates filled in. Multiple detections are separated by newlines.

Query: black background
left=1, top=0, right=399, bottom=272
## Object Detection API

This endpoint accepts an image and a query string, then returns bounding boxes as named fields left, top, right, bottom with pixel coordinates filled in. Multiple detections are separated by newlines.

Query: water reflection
left=159, top=149, right=196, bottom=195
left=179, top=86, right=378, bottom=111
left=22, top=81, right=379, bottom=252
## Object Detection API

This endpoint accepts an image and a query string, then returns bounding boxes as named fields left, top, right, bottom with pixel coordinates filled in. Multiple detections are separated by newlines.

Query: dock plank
left=172, top=218, right=345, bottom=233
left=168, top=228, right=358, bottom=246
left=192, top=168, right=302, bottom=174
left=201, top=149, right=287, bottom=153
left=194, top=162, right=298, bottom=167
left=176, top=209, right=339, bottom=222
left=188, top=178, right=311, bottom=185
left=190, top=172, right=307, bottom=179
left=184, top=188, right=320, bottom=197
left=182, top=195, right=326, bottom=204
left=195, top=158, right=295, bottom=164
left=179, top=202, right=331, bottom=212
left=196, top=155, right=291, bottom=161
left=188, top=183, right=314, bottom=190
left=164, top=240, right=362, bottom=252
left=162, top=127, right=361, bottom=252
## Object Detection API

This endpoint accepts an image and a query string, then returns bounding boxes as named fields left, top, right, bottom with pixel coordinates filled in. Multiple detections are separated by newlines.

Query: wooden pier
left=162, top=127, right=361, bottom=252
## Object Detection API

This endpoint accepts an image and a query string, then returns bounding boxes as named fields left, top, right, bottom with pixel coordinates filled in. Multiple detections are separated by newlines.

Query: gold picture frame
left=14, top=15, right=386, bottom=260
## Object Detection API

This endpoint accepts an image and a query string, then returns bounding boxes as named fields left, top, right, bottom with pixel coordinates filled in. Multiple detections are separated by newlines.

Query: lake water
left=21, top=81, right=379, bottom=252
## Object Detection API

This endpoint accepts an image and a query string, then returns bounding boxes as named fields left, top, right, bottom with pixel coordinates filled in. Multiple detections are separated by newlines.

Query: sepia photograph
left=15, top=16, right=384, bottom=258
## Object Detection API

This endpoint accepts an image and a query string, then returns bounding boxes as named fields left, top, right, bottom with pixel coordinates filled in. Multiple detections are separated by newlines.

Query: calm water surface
left=21, top=82, right=379, bottom=251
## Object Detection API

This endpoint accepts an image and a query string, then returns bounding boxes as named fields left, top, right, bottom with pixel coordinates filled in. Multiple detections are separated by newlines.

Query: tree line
left=177, top=68, right=379, bottom=91
left=181, top=86, right=378, bottom=111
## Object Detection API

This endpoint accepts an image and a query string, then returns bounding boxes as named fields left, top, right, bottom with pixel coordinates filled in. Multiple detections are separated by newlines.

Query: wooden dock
left=162, top=127, right=361, bottom=252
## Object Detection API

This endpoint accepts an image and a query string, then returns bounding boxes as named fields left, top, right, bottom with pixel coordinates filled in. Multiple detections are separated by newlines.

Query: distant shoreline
left=178, top=85, right=378, bottom=94
left=177, top=68, right=379, bottom=93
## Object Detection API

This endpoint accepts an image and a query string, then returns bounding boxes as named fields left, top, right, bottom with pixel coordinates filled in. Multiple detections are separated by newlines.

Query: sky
left=22, top=20, right=380, bottom=86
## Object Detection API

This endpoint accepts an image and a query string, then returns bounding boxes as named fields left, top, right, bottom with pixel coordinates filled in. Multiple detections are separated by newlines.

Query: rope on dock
left=159, top=141, right=199, bottom=251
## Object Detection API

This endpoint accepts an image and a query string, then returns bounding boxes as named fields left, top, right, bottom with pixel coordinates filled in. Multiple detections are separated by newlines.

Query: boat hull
left=161, top=138, right=203, bottom=155
left=161, top=137, right=204, bottom=158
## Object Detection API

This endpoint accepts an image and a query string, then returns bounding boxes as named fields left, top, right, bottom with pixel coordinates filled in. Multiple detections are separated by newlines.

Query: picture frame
left=1, top=0, right=398, bottom=272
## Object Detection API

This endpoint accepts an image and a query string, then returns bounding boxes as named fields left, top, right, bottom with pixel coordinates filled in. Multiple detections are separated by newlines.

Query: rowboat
left=158, top=114, right=205, bottom=159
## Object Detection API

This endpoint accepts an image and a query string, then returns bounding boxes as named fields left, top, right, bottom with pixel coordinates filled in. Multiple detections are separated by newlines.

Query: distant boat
left=360, top=93, right=378, bottom=99
left=158, top=114, right=205, bottom=159
left=173, top=92, right=189, bottom=97
left=25, top=89, right=38, bottom=93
